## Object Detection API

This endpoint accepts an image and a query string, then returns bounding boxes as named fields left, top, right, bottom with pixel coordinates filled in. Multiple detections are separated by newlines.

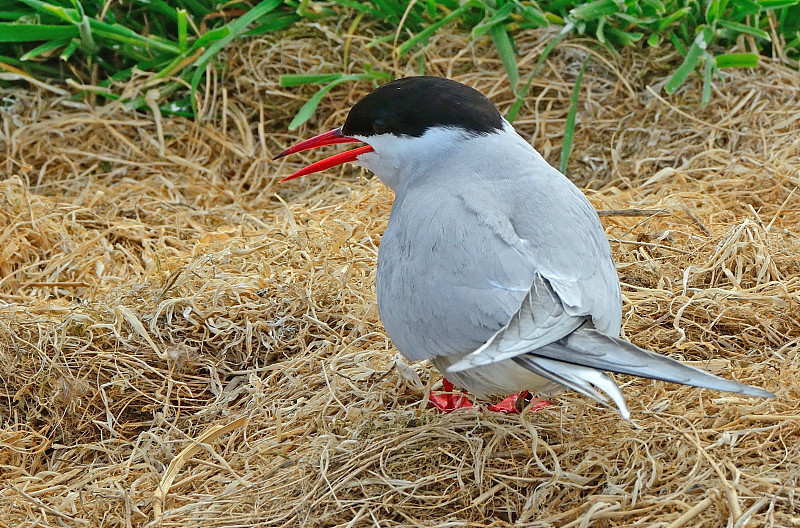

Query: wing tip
left=731, top=386, right=776, bottom=399
left=692, top=375, right=775, bottom=399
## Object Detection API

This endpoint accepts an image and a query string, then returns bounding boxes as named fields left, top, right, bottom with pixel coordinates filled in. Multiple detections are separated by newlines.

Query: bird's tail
left=512, top=327, right=775, bottom=419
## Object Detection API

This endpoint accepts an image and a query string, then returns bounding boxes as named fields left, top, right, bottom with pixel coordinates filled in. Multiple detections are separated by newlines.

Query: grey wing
left=376, top=190, right=536, bottom=362
left=514, top=174, right=623, bottom=335
left=506, top=327, right=774, bottom=419
left=448, top=164, right=622, bottom=371
left=531, top=328, right=775, bottom=398
left=448, top=273, right=587, bottom=371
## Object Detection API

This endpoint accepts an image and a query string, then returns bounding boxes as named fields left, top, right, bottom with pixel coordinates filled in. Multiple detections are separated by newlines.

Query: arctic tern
left=275, top=76, right=774, bottom=418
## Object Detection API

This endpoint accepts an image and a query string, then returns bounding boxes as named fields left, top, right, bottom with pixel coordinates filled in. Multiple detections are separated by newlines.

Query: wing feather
left=448, top=274, right=585, bottom=371
left=535, top=328, right=775, bottom=398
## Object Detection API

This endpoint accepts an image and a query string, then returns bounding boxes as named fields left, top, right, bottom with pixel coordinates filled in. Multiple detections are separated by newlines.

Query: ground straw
left=1, top=22, right=798, bottom=527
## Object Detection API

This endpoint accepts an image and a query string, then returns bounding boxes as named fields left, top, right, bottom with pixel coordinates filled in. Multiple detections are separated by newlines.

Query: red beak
left=274, top=127, right=374, bottom=182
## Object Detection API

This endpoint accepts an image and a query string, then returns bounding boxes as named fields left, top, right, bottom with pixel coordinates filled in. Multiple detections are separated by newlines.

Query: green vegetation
left=2, top=1, right=799, bottom=120
left=0, top=0, right=297, bottom=115
left=282, top=0, right=800, bottom=126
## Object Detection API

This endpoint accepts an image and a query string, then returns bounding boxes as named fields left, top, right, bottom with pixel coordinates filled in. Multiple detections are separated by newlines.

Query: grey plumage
left=278, top=77, right=774, bottom=418
left=363, top=123, right=773, bottom=418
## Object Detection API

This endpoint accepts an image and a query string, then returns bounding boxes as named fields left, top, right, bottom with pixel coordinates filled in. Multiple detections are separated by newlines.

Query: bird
left=274, top=76, right=774, bottom=418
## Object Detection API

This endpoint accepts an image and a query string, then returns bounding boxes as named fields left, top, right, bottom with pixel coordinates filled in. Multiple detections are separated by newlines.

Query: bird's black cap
left=341, top=76, right=504, bottom=138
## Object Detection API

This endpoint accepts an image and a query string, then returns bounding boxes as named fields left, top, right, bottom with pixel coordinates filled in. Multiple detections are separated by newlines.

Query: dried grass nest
left=1, top=22, right=799, bottom=528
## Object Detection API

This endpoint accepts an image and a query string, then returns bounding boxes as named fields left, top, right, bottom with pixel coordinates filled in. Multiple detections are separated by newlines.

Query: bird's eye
left=372, top=119, right=390, bottom=135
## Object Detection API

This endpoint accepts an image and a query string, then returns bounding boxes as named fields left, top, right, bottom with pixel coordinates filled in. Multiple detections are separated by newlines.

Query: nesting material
left=1, top=22, right=799, bottom=527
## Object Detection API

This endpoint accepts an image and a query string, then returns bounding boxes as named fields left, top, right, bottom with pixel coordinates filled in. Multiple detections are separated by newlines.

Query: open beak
left=274, top=127, right=374, bottom=182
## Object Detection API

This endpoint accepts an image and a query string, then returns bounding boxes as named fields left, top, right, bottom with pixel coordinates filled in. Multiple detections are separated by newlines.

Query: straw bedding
left=1, top=22, right=798, bottom=527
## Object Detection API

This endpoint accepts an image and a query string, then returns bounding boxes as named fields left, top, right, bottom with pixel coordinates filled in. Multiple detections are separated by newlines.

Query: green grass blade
left=16, top=0, right=78, bottom=23
left=546, top=0, right=574, bottom=10
left=604, top=25, right=644, bottom=46
left=716, top=18, right=771, bottom=39
left=757, top=0, right=800, bottom=7
left=4, top=0, right=793, bottom=116
left=506, top=26, right=570, bottom=123
left=665, top=28, right=710, bottom=94
left=596, top=16, right=606, bottom=43
left=189, top=0, right=283, bottom=94
left=667, top=29, right=687, bottom=55
left=281, top=73, right=346, bottom=87
left=245, top=13, right=301, bottom=36
left=490, top=24, right=518, bottom=89
left=177, top=9, right=188, bottom=53
left=78, top=14, right=98, bottom=54
left=701, top=51, right=714, bottom=105
left=426, top=0, right=436, bottom=18
left=97, top=66, right=135, bottom=86
left=0, top=23, right=79, bottom=42
left=715, top=52, right=759, bottom=67
left=0, top=53, right=63, bottom=76
left=69, top=0, right=85, bottom=16
left=176, top=0, right=213, bottom=18
left=87, top=19, right=181, bottom=54
left=369, top=0, right=407, bottom=19
left=192, top=25, right=233, bottom=49
left=0, top=11, right=36, bottom=21
left=784, top=34, right=800, bottom=51
left=288, top=80, right=345, bottom=130
left=731, top=0, right=762, bottom=18
left=506, top=72, right=536, bottom=124
left=397, top=2, right=477, bottom=56
left=560, top=55, right=590, bottom=176
left=284, top=72, right=394, bottom=129
left=706, top=0, right=721, bottom=23
left=569, top=0, right=618, bottom=21
left=59, top=37, right=80, bottom=60
left=19, top=38, right=68, bottom=60
left=657, top=7, right=691, bottom=31
left=613, top=12, right=658, bottom=24
left=328, top=0, right=384, bottom=18
left=517, top=3, right=549, bottom=27
left=139, top=0, right=181, bottom=22
left=472, top=2, right=514, bottom=36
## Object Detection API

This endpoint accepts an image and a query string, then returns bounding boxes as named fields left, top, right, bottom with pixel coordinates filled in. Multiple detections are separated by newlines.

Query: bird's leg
left=429, top=378, right=474, bottom=412
left=486, top=391, right=552, bottom=413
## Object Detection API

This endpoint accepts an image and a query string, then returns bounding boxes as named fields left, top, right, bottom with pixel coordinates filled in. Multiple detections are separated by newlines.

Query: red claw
left=487, top=391, right=552, bottom=414
left=428, top=380, right=551, bottom=414
left=429, top=378, right=474, bottom=412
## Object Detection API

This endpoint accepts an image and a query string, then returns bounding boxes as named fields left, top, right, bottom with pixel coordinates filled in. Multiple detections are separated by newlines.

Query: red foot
left=487, top=391, right=552, bottom=414
left=429, top=378, right=474, bottom=412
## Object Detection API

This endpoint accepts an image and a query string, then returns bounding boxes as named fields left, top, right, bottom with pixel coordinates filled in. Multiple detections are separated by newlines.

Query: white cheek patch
left=351, top=127, right=510, bottom=191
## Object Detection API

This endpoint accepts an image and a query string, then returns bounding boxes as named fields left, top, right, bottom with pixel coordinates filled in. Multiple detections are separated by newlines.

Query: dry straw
left=1, top=20, right=798, bottom=528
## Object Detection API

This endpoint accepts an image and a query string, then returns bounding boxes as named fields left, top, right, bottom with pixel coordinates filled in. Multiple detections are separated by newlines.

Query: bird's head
left=274, top=76, right=505, bottom=189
